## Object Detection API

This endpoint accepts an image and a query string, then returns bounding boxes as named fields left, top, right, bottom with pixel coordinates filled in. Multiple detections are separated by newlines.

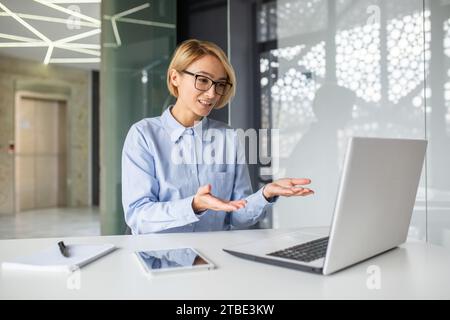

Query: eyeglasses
left=182, top=70, right=232, bottom=96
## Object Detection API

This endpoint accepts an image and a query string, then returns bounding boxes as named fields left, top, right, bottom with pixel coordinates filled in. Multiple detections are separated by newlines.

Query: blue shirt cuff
left=260, top=186, right=279, bottom=205
left=245, top=187, right=276, bottom=214
left=185, top=195, right=202, bottom=221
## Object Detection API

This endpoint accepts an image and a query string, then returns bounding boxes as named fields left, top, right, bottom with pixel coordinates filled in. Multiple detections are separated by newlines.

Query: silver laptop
left=223, top=137, right=427, bottom=275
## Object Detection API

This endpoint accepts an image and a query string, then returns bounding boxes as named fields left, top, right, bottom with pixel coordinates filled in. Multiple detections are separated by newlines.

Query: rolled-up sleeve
left=122, top=125, right=199, bottom=234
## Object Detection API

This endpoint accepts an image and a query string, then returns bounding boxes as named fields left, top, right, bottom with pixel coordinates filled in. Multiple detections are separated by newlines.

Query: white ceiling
left=0, top=0, right=100, bottom=70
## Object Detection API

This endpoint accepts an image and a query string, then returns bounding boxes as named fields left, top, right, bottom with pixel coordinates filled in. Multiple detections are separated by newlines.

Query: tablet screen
left=136, top=248, right=210, bottom=271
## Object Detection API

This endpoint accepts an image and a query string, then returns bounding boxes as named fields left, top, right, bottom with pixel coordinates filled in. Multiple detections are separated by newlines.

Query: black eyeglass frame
left=182, top=70, right=233, bottom=96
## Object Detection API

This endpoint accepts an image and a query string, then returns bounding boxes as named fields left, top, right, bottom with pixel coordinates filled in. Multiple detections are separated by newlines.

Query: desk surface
left=1, top=227, right=450, bottom=299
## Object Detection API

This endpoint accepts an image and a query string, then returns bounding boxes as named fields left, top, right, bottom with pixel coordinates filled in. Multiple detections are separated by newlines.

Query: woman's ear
left=169, top=69, right=179, bottom=87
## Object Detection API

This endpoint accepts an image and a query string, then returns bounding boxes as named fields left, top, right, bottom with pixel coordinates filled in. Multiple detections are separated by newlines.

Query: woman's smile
left=198, top=99, right=214, bottom=108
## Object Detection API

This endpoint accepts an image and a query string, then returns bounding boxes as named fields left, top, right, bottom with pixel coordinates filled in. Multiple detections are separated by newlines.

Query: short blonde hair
left=167, top=39, right=236, bottom=109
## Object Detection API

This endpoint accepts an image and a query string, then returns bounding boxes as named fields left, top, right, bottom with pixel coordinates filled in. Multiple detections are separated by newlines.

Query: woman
left=122, top=39, right=313, bottom=234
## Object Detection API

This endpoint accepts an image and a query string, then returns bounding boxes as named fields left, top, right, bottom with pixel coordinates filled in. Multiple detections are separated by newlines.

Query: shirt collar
left=161, top=106, right=210, bottom=143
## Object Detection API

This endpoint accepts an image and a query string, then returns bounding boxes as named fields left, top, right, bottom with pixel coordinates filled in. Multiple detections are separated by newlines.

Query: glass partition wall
left=232, top=0, right=450, bottom=246
left=100, top=0, right=176, bottom=234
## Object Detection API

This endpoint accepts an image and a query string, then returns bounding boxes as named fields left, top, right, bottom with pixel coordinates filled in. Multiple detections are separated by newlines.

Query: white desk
left=1, top=228, right=450, bottom=299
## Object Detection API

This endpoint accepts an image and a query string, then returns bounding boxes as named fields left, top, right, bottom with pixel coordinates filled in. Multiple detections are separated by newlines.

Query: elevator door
left=15, top=96, right=67, bottom=212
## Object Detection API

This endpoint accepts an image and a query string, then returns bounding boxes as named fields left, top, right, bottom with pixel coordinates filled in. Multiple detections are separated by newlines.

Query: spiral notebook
left=1, top=243, right=116, bottom=273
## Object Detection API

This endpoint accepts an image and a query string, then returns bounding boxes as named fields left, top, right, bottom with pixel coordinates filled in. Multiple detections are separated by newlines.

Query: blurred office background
left=0, top=0, right=449, bottom=249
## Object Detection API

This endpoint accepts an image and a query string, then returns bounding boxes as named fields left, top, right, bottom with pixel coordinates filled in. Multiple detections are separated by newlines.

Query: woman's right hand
left=192, top=184, right=246, bottom=213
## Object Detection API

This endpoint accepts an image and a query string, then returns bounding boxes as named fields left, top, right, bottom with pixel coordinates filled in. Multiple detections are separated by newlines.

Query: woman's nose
left=205, top=85, right=216, bottom=98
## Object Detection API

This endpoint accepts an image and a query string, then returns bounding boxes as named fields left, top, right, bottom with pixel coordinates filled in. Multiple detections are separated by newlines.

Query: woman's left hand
left=263, top=178, right=314, bottom=200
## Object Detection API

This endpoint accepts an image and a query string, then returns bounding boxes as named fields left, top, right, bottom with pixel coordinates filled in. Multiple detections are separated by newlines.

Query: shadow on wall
left=283, top=83, right=356, bottom=226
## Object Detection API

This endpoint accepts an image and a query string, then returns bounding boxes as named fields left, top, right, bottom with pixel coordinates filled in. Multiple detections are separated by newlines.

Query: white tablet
left=135, top=247, right=215, bottom=275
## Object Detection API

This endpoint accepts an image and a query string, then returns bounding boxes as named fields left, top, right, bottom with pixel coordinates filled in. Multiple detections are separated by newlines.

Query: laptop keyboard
left=267, top=237, right=329, bottom=263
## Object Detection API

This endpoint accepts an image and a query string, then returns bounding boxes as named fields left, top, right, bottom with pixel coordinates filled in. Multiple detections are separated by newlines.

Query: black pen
left=58, top=241, right=69, bottom=257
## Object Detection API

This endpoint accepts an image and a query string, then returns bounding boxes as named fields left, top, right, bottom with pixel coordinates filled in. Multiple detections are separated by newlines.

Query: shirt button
left=186, top=128, right=194, bottom=135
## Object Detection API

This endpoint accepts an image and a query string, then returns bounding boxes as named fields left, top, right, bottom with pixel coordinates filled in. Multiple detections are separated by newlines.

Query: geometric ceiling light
left=0, top=1, right=177, bottom=66
left=0, top=0, right=100, bottom=65
left=104, top=3, right=150, bottom=48
left=37, top=0, right=100, bottom=3
left=0, top=12, right=98, bottom=28
left=103, top=3, right=175, bottom=48
left=33, top=0, right=100, bottom=25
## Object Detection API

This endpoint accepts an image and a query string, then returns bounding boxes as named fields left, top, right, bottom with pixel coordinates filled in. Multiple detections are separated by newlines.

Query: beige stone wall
left=0, top=54, right=90, bottom=215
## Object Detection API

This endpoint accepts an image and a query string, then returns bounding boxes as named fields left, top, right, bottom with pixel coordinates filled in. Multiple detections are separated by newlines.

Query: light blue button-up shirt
left=122, top=106, right=275, bottom=234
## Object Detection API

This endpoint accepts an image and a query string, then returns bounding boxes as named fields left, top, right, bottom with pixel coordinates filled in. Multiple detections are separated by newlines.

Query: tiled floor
left=0, top=207, right=100, bottom=240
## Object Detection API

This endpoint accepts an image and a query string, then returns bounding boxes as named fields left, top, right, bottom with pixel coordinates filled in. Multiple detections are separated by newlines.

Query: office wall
left=177, top=0, right=229, bottom=124
left=0, top=54, right=91, bottom=215
left=239, top=0, right=450, bottom=247
left=426, top=0, right=450, bottom=246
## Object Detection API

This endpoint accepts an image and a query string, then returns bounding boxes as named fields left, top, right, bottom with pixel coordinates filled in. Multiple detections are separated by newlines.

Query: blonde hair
left=167, top=39, right=236, bottom=109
